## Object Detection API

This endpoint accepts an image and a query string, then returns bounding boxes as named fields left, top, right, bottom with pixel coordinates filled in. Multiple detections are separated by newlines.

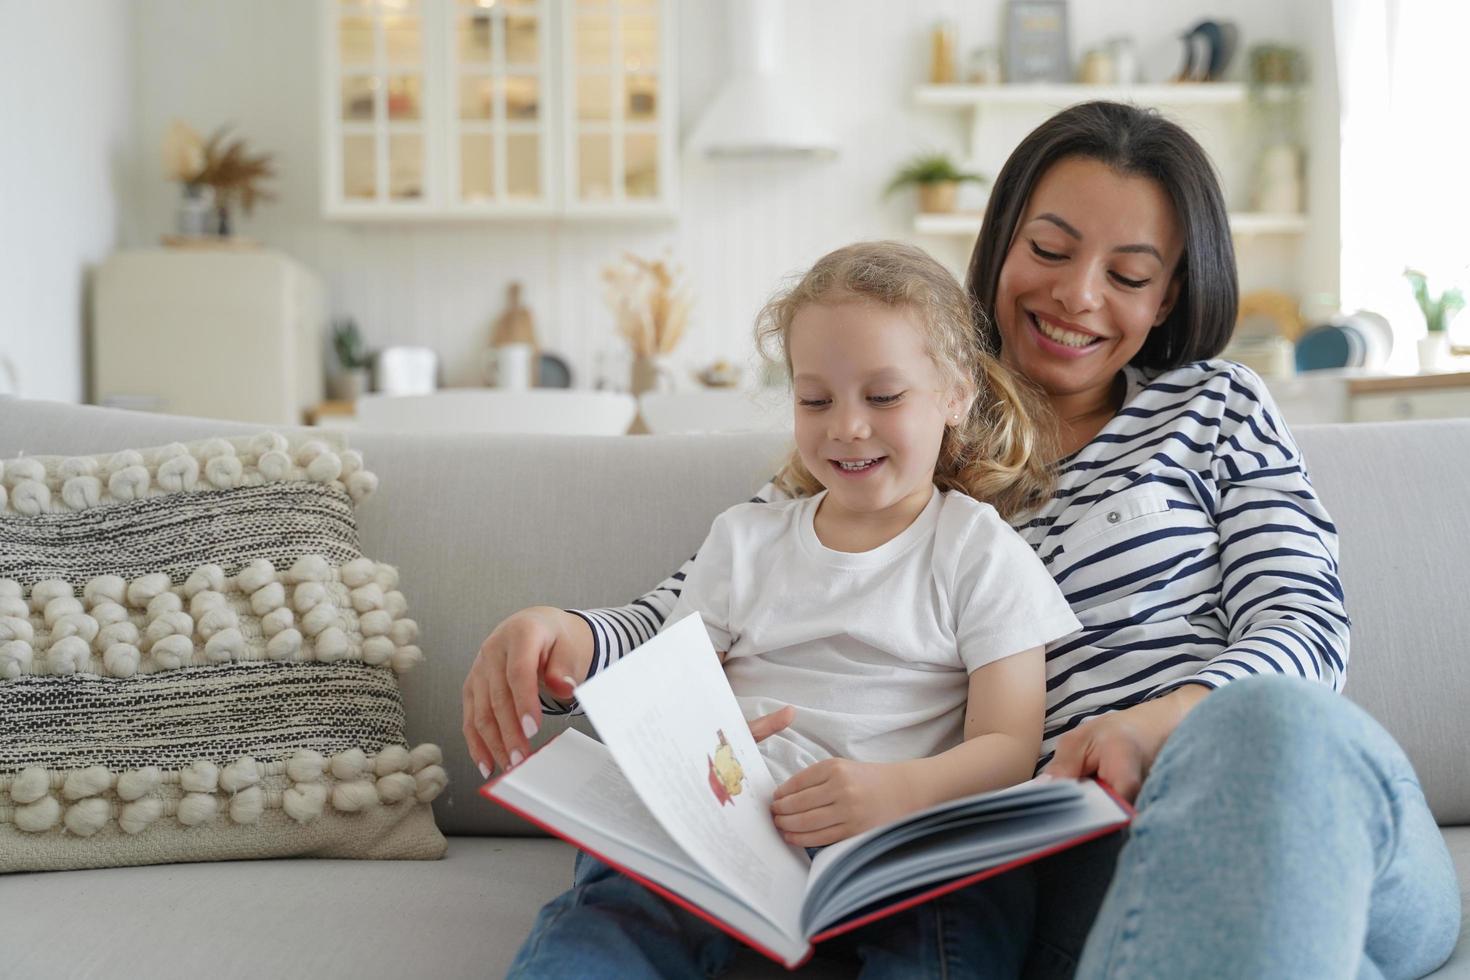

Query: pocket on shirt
left=1057, top=491, right=1175, bottom=552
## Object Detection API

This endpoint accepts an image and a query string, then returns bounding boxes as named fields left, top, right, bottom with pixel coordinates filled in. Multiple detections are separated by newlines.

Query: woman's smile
left=1025, top=310, right=1106, bottom=357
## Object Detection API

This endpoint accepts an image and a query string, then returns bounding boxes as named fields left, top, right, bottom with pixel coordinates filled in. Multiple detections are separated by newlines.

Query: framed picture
left=1005, top=0, right=1071, bottom=84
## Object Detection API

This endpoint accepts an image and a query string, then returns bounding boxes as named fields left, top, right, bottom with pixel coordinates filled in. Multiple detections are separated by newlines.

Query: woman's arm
left=770, top=648, right=1045, bottom=846
left=462, top=480, right=782, bottom=778
left=1047, top=366, right=1349, bottom=798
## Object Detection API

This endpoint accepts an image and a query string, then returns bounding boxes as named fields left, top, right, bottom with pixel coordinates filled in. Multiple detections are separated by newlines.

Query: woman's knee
left=1162, top=675, right=1411, bottom=784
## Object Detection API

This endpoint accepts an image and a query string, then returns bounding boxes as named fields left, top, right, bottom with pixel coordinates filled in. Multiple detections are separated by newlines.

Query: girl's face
left=994, top=156, right=1184, bottom=407
left=788, top=299, right=968, bottom=528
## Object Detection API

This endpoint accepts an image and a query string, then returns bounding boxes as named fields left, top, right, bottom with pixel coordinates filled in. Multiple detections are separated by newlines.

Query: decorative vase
left=630, top=354, right=673, bottom=396
left=1417, top=333, right=1451, bottom=372
left=176, top=184, right=216, bottom=237
left=328, top=368, right=369, bottom=402
left=918, top=182, right=959, bottom=214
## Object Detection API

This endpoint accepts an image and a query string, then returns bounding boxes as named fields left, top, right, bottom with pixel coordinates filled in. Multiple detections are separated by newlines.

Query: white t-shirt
left=665, top=487, right=1081, bottom=784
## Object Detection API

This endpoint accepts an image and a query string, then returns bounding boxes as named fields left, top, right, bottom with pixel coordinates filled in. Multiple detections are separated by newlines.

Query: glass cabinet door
left=450, top=0, right=552, bottom=208
left=564, top=0, right=674, bottom=211
left=325, top=0, right=673, bottom=216
left=331, top=0, right=430, bottom=206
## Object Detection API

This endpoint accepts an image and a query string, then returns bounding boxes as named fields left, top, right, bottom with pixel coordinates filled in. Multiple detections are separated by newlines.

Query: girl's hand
left=770, top=759, right=917, bottom=846
left=1042, top=685, right=1208, bottom=802
left=462, top=606, right=592, bottom=778
left=748, top=705, right=795, bottom=744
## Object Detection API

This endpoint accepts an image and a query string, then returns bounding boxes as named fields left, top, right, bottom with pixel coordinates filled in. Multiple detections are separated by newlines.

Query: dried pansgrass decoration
left=161, top=119, right=277, bottom=216
left=196, top=127, right=277, bottom=216
left=602, top=253, right=693, bottom=357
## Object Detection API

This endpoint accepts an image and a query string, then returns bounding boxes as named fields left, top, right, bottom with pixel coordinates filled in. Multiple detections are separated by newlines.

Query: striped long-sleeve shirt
left=550, top=360, right=1349, bottom=762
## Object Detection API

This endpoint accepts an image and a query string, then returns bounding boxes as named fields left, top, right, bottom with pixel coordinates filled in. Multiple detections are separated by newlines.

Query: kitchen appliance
left=373, top=346, right=439, bottom=396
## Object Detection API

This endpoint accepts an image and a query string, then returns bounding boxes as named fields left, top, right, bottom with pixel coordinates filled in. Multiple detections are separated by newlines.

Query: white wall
left=120, top=0, right=1330, bottom=391
left=0, top=0, right=135, bottom=403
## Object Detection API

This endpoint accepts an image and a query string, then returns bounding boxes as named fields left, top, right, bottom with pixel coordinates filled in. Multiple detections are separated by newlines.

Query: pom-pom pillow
left=0, top=433, right=447, bottom=871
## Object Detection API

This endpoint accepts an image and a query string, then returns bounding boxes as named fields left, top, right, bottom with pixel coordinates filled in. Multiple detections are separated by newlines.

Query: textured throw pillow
left=0, top=433, right=447, bottom=872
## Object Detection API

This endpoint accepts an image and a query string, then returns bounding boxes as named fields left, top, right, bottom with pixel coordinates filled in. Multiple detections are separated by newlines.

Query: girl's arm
left=905, top=644, right=1045, bottom=806
left=462, top=481, right=782, bottom=778
left=770, top=647, right=1045, bottom=847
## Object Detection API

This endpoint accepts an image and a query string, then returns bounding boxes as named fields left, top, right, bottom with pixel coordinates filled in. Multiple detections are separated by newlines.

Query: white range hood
left=685, top=0, right=837, bottom=160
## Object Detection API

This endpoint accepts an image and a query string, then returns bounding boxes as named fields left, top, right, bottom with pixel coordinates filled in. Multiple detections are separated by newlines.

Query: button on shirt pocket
left=1058, top=492, right=1175, bottom=552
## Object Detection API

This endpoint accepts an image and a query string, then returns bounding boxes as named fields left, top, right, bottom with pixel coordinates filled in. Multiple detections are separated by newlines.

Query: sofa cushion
left=0, top=837, right=852, bottom=979
left=0, top=831, right=1463, bottom=978
left=0, top=431, right=447, bottom=870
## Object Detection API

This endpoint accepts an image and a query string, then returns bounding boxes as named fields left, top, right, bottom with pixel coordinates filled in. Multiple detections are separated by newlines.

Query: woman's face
left=994, top=156, right=1184, bottom=407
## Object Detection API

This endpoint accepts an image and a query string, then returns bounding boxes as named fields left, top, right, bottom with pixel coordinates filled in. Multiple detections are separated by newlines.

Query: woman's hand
left=770, top=759, right=918, bottom=847
left=462, top=606, right=593, bottom=778
left=1043, top=685, right=1209, bottom=802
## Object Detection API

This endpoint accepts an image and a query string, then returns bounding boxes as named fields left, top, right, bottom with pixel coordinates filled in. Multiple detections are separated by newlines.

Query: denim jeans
left=1045, top=676, right=1459, bottom=980
left=507, top=847, right=1036, bottom=978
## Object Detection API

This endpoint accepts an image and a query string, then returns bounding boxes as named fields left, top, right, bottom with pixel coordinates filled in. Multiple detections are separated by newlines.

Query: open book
left=481, top=614, right=1132, bottom=969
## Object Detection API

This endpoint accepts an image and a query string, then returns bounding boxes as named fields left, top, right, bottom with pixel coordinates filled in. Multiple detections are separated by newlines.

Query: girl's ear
left=945, top=384, right=976, bottom=426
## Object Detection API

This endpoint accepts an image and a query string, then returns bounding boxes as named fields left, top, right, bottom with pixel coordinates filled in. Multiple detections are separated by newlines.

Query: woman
left=464, top=102, right=1459, bottom=978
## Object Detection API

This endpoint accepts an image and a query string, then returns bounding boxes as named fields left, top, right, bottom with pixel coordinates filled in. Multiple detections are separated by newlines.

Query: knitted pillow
left=0, top=433, right=447, bottom=872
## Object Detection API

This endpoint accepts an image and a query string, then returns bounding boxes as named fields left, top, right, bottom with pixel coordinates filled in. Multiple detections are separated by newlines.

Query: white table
left=350, top=390, right=638, bottom=436
left=637, top=390, right=791, bottom=434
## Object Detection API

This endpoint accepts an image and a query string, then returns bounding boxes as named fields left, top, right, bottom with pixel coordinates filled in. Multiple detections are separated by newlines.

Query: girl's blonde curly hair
left=755, top=241, right=1058, bottom=521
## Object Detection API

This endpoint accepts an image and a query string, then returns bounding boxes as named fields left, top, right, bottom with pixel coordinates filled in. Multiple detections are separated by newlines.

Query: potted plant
left=1405, top=268, right=1465, bottom=371
left=330, top=318, right=372, bottom=401
left=884, top=152, right=986, bottom=214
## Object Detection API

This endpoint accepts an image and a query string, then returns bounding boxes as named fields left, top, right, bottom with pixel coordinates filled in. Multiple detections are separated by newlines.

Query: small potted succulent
left=1405, top=268, right=1465, bottom=371
left=330, top=318, right=372, bottom=401
left=884, top=152, right=987, bottom=214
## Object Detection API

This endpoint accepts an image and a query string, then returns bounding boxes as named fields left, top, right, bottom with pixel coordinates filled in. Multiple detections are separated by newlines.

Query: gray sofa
left=1, top=396, right=1467, bottom=979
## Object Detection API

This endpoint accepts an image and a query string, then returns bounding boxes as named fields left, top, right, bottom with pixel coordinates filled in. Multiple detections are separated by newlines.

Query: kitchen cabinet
left=1264, top=369, right=1470, bottom=426
left=1347, top=373, right=1470, bottom=423
left=321, top=0, right=677, bottom=219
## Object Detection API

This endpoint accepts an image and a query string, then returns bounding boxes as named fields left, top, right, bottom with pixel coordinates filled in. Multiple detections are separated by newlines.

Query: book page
left=574, top=613, right=812, bottom=940
left=486, top=730, right=813, bottom=968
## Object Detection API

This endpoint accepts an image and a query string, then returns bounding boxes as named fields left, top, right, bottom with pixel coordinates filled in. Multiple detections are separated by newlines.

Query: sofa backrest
left=3, top=399, right=1468, bottom=832
left=1294, top=421, right=1470, bottom=824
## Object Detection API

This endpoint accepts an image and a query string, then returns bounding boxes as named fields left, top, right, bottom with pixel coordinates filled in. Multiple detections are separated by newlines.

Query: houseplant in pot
left=330, top=318, right=372, bottom=401
left=1405, top=268, right=1464, bottom=371
left=885, top=152, right=986, bottom=214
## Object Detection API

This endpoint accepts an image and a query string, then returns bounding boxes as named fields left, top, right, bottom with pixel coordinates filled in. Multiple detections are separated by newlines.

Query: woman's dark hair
left=966, top=101, right=1237, bottom=369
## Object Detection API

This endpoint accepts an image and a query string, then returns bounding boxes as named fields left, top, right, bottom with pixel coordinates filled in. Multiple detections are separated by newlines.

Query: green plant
left=332, top=318, right=370, bottom=370
left=1404, top=268, right=1465, bottom=334
left=883, top=153, right=986, bottom=197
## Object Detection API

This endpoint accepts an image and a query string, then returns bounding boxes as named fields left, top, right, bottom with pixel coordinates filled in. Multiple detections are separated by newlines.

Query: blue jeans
left=508, top=847, right=1036, bottom=978
left=1060, top=676, right=1459, bottom=979
left=511, top=676, right=1460, bottom=979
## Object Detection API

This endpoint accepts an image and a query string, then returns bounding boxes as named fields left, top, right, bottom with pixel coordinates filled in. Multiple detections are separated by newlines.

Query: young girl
left=509, top=241, right=1080, bottom=978
left=670, top=240, right=1081, bottom=843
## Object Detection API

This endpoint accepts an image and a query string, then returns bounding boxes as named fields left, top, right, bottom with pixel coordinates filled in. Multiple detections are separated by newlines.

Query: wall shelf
left=914, top=211, right=1308, bottom=238
left=914, top=82, right=1301, bottom=109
